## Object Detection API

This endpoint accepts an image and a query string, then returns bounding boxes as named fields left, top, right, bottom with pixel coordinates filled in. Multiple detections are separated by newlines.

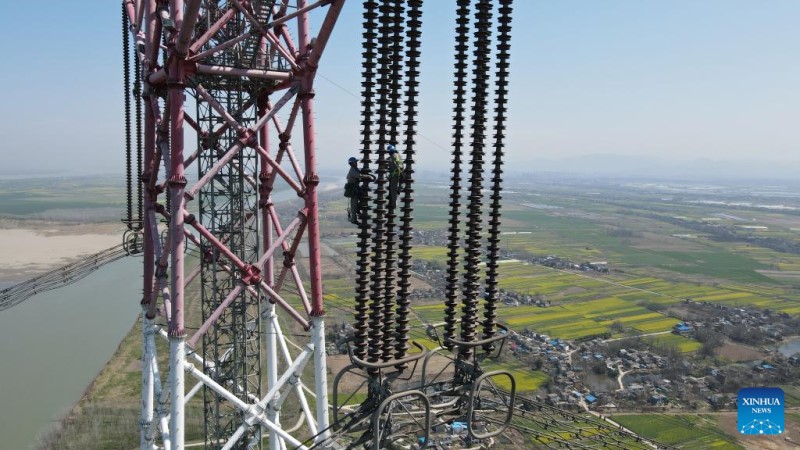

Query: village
left=322, top=230, right=800, bottom=447
left=504, top=296, right=800, bottom=416
left=396, top=243, right=800, bottom=417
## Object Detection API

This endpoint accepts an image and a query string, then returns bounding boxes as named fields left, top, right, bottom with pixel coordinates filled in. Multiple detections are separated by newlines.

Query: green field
left=0, top=177, right=124, bottom=216
left=612, top=414, right=742, bottom=449
left=645, top=333, right=703, bottom=353
left=501, top=208, right=771, bottom=284
left=483, top=359, right=549, bottom=392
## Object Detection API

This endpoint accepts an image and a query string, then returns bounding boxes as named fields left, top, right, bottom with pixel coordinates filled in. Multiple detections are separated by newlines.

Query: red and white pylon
left=123, top=1, right=344, bottom=448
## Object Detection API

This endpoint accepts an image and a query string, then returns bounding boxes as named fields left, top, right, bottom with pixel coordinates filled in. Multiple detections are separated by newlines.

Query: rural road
left=602, top=330, right=672, bottom=343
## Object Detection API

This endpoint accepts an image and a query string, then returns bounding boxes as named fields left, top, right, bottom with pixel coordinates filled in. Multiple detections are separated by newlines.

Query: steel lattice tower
left=195, top=7, right=263, bottom=445
left=122, top=2, right=669, bottom=449
left=124, top=1, right=344, bottom=448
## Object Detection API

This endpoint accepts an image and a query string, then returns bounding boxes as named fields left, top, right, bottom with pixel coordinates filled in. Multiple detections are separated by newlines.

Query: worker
left=387, top=144, right=404, bottom=211
left=345, top=156, right=374, bottom=225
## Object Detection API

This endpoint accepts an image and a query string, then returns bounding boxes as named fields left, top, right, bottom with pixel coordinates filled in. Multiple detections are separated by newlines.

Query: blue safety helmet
left=387, top=144, right=397, bottom=154
left=348, top=157, right=358, bottom=164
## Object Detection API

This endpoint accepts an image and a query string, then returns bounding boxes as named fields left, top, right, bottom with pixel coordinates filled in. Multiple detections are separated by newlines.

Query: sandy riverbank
left=0, top=221, right=123, bottom=282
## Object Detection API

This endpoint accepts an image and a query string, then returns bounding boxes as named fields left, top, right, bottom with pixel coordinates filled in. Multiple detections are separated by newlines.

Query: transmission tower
left=122, top=1, right=672, bottom=449
left=123, top=1, right=343, bottom=448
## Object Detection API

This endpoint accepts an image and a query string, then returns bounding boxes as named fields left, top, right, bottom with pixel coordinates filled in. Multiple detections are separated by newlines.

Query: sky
left=0, top=1, right=798, bottom=178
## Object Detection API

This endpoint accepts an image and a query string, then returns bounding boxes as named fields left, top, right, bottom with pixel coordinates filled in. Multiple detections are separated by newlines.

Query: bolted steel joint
left=153, top=203, right=167, bottom=216
left=282, top=251, right=295, bottom=268
left=240, top=264, right=262, bottom=286
left=303, top=173, right=319, bottom=187
left=168, top=328, right=186, bottom=338
left=202, top=248, right=214, bottom=263
left=237, top=128, right=257, bottom=147
left=167, top=174, right=187, bottom=187
left=297, top=89, right=315, bottom=100
left=155, top=262, right=168, bottom=279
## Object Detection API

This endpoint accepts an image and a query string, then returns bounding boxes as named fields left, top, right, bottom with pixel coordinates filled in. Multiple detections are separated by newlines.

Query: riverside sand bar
left=0, top=223, right=121, bottom=281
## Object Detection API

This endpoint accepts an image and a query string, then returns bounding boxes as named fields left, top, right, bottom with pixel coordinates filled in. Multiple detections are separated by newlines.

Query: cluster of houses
left=508, top=330, right=755, bottom=412
left=512, top=330, right=570, bottom=357
left=681, top=298, right=786, bottom=340
left=530, top=255, right=609, bottom=273
left=577, top=346, right=673, bottom=409
left=410, top=255, right=555, bottom=308
left=672, top=321, right=694, bottom=335
left=615, top=348, right=669, bottom=371
left=503, top=291, right=551, bottom=307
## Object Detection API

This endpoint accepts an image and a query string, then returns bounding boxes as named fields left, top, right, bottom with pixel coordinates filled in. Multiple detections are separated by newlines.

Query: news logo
left=738, top=387, right=784, bottom=435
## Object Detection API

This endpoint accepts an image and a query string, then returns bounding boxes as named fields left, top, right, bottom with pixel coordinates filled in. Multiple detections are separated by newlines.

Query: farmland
left=338, top=175, right=800, bottom=450
left=324, top=175, right=800, bottom=351
left=612, top=414, right=743, bottom=449
left=0, top=176, right=125, bottom=219
left=14, top=172, right=800, bottom=450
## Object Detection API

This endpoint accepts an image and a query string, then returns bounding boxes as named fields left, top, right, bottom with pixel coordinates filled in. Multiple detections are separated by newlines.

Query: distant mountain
left=507, top=154, right=800, bottom=182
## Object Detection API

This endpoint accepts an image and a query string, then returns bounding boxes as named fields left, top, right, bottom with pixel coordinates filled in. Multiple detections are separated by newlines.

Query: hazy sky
left=0, top=1, right=798, bottom=176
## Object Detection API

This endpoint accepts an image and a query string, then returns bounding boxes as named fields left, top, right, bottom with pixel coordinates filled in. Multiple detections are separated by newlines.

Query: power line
left=0, top=244, right=128, bottom=311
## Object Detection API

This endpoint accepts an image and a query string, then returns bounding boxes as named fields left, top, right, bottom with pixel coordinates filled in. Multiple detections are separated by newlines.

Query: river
left=0, top=258, right=141, bottom=449
left=778, top=336, right=800, bottom=357
left=0, top=183, right=341, bottom=449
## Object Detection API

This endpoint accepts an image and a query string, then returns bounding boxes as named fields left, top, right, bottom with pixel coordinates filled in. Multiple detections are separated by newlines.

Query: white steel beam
left=265, top=302, right=280, bottom=450
left=183, top=362, right=309, bottom=450
left=311, top=315, right=330, bottom=443
left=140, top=313, right=156, bottom=450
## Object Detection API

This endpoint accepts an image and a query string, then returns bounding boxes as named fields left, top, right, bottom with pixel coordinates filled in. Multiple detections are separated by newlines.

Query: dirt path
left=615, top=366, right=630, bottom=391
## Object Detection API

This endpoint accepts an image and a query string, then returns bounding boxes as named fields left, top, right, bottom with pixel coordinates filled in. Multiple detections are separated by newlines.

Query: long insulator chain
left=380, top=0, right=405, bottom=362
left=442, top=0, right=471, bottom=350
left=135, top=51, right=143, bottom=229
left=123, top=4, right=134, bottom=230
left=482, top=0, right=513, bottom=350
left=393, top=0, right=422, bottom=365
left=353, top=0, right=379, bottom=361
left=460, top=0, right=493, bottom=360
left=366, top=0, right=395, bottom=368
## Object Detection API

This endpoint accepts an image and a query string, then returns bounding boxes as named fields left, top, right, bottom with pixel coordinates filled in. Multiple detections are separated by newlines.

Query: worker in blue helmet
left=387, top=144, right=404, bottom=211
left=345, top=156, right=374, bottom=225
